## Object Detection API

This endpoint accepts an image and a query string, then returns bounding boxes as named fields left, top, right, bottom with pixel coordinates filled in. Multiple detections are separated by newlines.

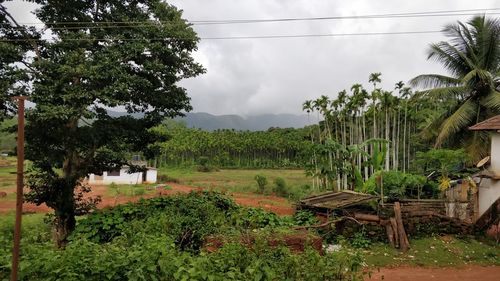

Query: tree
left=1, top=0, right=204, bottom=246
left=410, top=16, right=500, bottom=158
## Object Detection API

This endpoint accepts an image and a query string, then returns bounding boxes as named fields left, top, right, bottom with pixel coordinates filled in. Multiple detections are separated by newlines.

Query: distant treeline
left=155, top=121, right=313, bottom=168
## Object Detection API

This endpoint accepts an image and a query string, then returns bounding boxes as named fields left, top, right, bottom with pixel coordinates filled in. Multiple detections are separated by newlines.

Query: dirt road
left=365, top=265, right=500, bottom=281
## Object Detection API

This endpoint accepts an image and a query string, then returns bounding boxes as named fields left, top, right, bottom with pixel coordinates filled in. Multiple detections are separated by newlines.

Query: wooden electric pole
left=11, top=96, right=26, bottom=281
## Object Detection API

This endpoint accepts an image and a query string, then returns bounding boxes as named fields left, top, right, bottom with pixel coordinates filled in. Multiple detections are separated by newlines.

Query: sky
left=4, top=0, right=500, bottom=116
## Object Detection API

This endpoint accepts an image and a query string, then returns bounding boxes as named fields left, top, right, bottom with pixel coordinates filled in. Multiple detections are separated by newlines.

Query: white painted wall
left=145, top=169, right=157, bottom=183
left=491, top=133, right=500, bottom=172
left=478, top=132, right=500, bottom=217
left=478, top=178, right=500, bottom=217
left=88, top=168, right=143, bottom=185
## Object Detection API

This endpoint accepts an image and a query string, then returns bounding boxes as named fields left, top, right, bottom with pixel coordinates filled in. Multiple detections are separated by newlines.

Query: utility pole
left=11, top=96, right=26, bottom=281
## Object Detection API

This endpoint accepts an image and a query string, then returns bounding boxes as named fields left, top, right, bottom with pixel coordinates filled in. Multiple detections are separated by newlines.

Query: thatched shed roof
left=469, top=115, right=500, bottom=131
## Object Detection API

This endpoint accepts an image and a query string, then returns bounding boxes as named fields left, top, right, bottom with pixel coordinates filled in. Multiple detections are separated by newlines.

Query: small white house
left=469, top=115, right=500, bottom=218
left=88, top=167, right=157, bottom=185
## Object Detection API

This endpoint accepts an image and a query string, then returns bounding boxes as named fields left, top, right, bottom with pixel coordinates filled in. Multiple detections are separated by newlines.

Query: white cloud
left=6, top=0, right=499, bottom=115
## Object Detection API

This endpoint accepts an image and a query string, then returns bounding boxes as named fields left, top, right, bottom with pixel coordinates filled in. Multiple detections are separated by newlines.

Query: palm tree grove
left=0, top=1, right=499, bottom=280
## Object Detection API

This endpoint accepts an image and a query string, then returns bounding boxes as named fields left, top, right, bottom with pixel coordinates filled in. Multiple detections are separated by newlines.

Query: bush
left=0, top=192, right=366, bottom=280
left=273, top=177, right=287, bottom=197
left=254, top=174, right=268, bottom=193
left=196, top=156, right=217, bottom=172
left=361, top=171, right=435, bottom=200
left=157, top=174, right=179, bottom=183
left=293, top=210, right=319, bottom=226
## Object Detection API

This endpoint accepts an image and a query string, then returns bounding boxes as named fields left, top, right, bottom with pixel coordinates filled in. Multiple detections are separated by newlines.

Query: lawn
left=158, top=167, right=314, bottom=199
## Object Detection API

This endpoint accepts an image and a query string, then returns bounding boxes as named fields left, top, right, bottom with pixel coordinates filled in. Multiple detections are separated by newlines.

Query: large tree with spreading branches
left=0, top=0, right=204, bottom=246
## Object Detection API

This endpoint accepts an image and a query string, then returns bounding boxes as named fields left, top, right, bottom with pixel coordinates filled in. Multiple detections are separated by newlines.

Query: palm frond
left=436, top=99, right=477, bottom=146
left=481, top=90, right=500, bottom=111
left=409, top=74, right=460, bottom=89
left=428, top=42, right=471, bottom=77
left=417, top=86, right=467, bottom=101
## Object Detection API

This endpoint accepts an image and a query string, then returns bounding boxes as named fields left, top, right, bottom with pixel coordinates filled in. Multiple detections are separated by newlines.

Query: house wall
left=88, top=168, right=143, bottom=185
left=145, top=169, right=157, bottom=183
left=478, top=132, right=500, bottom=217
left=492, top=133, right=500, bottom=171
left=478, top=179, right=500, bottom=217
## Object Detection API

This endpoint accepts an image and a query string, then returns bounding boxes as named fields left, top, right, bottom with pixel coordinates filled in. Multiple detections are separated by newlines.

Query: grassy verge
left=106, top=183, right=157, bottom=197
left=362, top=235, right=500, bottom=268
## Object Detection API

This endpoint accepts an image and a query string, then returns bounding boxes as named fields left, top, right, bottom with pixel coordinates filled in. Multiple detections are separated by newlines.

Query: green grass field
left=158, top=167, right=314, bottom=199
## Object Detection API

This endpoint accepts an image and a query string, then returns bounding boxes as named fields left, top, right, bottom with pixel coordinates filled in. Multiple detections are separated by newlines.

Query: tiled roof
left=469, top=115, right=500, bottom=131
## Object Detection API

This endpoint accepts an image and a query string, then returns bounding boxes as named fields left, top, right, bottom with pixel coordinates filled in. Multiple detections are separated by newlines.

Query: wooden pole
left=11, top=96, right=26, bottom=281
left=394, top=202, right=410, bottom=252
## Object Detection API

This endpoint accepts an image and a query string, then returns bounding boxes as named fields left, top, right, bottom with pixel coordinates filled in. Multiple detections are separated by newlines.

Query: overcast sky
left=5, top=0, right=499, bottom=116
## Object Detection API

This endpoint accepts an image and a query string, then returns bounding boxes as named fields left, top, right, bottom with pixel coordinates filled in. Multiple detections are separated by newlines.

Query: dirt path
left=0, top=183, right=295, bottom=215
left=365, top=265, right=500, bottom=281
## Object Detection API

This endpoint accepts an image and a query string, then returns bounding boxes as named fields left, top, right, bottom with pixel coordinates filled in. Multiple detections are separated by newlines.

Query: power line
left=2, top=12, right=499, bottom=31
left=2, top=7, right=499, bottom=28
left=0, top=30, right=443, bottom=42
left=191, top=9, right=500, bottom=25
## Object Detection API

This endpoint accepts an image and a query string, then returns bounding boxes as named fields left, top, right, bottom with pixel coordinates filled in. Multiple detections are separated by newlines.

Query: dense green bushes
left=361, top=171, right=438, bottom=200
left=1, top=192, right=363, bottom=280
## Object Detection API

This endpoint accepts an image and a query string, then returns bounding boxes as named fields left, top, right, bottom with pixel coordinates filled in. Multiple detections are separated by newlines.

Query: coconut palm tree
left=410, top=16, right=500, bottom=158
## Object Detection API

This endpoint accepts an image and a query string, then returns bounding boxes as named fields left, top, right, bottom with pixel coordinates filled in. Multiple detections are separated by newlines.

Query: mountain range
left=175, top=112, right=312, bottom=131
left=107, top=110, right=312, bottom=131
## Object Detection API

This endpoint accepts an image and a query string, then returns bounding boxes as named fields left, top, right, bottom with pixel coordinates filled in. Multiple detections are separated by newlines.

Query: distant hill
left=175, top=112, right=312, bottom=131
left=106, top=110, right=312, bottom=131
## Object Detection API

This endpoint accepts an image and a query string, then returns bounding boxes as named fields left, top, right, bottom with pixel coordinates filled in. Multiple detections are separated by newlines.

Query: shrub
left=254, top=174, right=268, bottom=193
left=273, top=177, right=287, bottom=197
left=157, top=174, right=179, bottom=183
left=293, top=210, right=319, bottom=226
left=196, top=156, right=217, bottom=172
left=362, top=171, right=433, bottom=200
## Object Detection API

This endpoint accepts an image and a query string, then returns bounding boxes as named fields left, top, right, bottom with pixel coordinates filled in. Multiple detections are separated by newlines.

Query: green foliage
left=73, top=192, right=237, bottom=251
left=0, top=193, right=366, bottom=280
left=157, top=123, right=312, bottom=168
left=410, top=16, right=500, bottom=158
left=415, top=148, right=471, bottom=178
left=1, top=0, right=205, bottom=244
left=254, top=174, right=268, bottom=193
left=350, top=230, right=372, bottom=249
left=362, top=171, right=433, bottom=200
left=272, top=177, right=287, bottom=197
left=293, top=210, right=319, bottom=226
left=196, top=156, right=217, bottom=172
left=231, top=208, right=293, bottom=229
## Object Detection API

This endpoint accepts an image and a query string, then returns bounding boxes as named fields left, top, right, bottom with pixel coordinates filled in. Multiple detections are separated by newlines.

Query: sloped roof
left=299, top=190, right=376, bottom=210
left=469, top=115, right=500, bottom=131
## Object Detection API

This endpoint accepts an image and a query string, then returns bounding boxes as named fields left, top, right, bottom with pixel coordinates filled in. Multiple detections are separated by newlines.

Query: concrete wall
left=478, top=132, right=500, bottom=217
left=145, top=169, right=157, bottom=183
left=88, top=168, right=143, bottom=185
left=492, top=133, right=500, bottom=171
left=479, top=179, right=500, bottom=217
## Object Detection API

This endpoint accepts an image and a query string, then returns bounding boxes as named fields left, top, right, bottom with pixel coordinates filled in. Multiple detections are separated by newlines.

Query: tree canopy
left=0, top=0, right=204, bottom=245
left=410, top=15, right=500, bottom=158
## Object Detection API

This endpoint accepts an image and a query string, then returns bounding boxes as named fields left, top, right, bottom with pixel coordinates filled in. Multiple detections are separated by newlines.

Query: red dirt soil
left=0, top=183, right=295, bottom=215
left=365, top=265, right=500, bottom=281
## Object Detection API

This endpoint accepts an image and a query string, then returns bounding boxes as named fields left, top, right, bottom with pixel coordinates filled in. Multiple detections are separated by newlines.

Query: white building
left=469, top=115, right=500, bottom=218
left=88, top=167, right=157, bottom=185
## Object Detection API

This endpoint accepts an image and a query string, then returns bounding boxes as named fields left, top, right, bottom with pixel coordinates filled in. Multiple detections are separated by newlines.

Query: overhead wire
left=0, top=30, right=444, bottom=42
left=1, top=7, right=499, bottom=28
